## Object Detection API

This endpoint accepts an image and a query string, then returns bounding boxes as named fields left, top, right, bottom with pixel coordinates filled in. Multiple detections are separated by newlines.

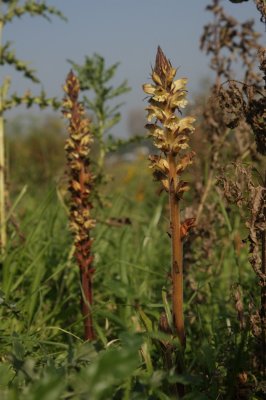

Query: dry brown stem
left=168, top=153, right=185, bottom=347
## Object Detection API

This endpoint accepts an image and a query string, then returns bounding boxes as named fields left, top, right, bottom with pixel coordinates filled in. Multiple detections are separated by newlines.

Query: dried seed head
left=155, top=47, right=170, bottom=75
left=159, top=311, right=172, bottom=334
left=153, top=46, right=173, bottom=87
left=180, top=218, right=196, bottom=239
left=255, top=0, right=266, bottom=24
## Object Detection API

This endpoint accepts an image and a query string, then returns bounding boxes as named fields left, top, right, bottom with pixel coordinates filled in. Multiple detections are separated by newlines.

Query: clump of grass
left=143, top=47, right=196, bottom=348
left=62, top=71, right=96, bottom=341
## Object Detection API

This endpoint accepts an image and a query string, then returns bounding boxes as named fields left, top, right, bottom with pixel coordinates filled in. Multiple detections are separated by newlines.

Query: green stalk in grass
left=143, top=47, right=196, bottom=348
left=62, top=71, right=96, bottom=341
left=0, top=69, right=7, bottom=251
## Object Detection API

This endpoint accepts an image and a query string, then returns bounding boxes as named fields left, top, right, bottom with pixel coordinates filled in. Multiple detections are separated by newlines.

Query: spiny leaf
left=0, top=42, right=39, bottom=82
left=2, top=1, right=66, bottom=24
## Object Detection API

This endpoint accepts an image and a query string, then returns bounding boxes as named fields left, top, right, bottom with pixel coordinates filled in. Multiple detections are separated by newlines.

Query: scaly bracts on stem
left=143, top=47, right=196, bottom=347
left=62, top=70, right=96, bottom=341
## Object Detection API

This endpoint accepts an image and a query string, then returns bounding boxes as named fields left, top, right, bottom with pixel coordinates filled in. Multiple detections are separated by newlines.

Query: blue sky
left=1, top=0, right=265, bottom=137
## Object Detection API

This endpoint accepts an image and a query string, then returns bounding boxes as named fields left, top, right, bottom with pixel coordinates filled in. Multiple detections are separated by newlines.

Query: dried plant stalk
left=143, top=47, right=196, bottom=347
left=219, top=164, right=266, bottom=376
left=62, top=71, right=96, bottom=341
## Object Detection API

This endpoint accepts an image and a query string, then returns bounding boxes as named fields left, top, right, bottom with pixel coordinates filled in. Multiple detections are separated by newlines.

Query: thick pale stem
left=168, top=153, right=185, bottom=348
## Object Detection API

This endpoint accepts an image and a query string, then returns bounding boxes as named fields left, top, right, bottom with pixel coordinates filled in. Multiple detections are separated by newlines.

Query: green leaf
left=172, top=374, right=203, bottom=386
left=138, top=308, right=153, bottom=332
left=0, top=42, right=39, bottom=83
left=77, top=334, right=142, bottom=399
left=12, top=335, right=25, bottom=361
left=0, top=364, right=15, bottom=387
left=26, top=369, right=65, bottom=400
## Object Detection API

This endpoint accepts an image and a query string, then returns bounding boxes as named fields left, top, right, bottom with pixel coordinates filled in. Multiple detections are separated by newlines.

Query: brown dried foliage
left=201, top=0, right=261, bottom=86
left=218, top=49, right=266, bottom=155
left=199, top=0, right=263, bottom=164
left=218, top=163, right=265, bottom=375
left=189, top=3, right=265, bottom=361
left=255, top=0, right=266, bottom=24
left=219, top=164, right=265, bottom=286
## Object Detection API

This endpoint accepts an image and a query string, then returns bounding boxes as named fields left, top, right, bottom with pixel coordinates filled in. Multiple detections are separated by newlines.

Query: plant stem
left=168, top=153, right=185, bottom=348
left=195, top=170, right=214, bottom=225
left=97, top=119, right=105, bottom=170
left=79, top=251, right=94, bottom=340
left=78, top=163, right=95, bottom=341
left=0, top=112, right=5, bottom=252
left=0, top=18, right=6, bottom=252
left=261, top=170, right=266, bottom=377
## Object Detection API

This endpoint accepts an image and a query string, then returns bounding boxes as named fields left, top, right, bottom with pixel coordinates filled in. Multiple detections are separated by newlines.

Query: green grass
left=0, top=158, right=263, bottom=400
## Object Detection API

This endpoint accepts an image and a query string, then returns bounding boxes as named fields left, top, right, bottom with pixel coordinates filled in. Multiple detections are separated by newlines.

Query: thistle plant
left=0, top=0, right=64, bottom=251
left=68, top=54, right=130, bottom=171
left=143, top=47, right=196, bottom=348
left=62, top=71, right=95, bottom=341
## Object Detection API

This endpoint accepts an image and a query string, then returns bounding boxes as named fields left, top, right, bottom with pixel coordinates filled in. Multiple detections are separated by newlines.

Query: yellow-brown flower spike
left=143, top=47, right=196, bottom=349
left=62, top=70, right=95, bottom=341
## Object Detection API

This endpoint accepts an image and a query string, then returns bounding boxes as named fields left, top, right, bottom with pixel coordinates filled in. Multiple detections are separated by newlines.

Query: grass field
left=0, top=149, right=263, bottom=399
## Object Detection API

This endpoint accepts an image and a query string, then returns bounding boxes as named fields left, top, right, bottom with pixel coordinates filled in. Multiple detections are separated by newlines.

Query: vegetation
left=0, top=0, right=265, bottom=399
left=68, top=54, right=131, bottom=171
left=0, top=0, right=64, bottom=250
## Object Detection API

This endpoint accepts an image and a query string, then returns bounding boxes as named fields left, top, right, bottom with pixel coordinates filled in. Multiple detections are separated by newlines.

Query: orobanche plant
left=143, top=47, right=196, bottom=348
left=62, top=71, right=96, bottom=341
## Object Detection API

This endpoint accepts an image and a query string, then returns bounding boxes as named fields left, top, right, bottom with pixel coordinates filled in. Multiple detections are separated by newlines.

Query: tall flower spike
left=143, top=47, right=196, bottom=348
left=62, top=70, right=96, bottom=341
